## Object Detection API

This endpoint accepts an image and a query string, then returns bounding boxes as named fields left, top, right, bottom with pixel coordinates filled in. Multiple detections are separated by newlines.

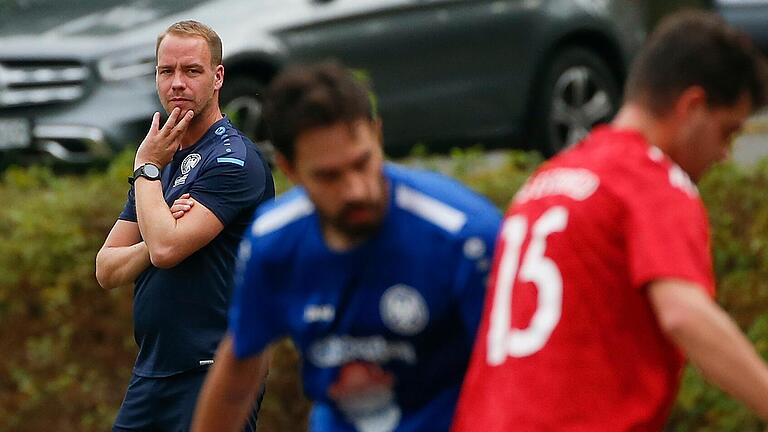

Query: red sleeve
left=624, top=165, right=715, bottom=297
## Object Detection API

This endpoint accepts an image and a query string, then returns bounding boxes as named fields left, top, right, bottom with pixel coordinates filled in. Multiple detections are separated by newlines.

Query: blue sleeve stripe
left=217, top=157, right=245, bottom=166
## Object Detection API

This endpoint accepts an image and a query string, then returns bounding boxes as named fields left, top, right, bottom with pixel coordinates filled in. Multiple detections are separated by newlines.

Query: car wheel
left=219, top=75, right=275, bottom=163
left=530, top=47, right=620, bottom=156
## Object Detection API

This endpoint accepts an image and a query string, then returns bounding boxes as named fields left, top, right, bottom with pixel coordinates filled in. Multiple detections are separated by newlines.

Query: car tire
left=529, top=47, right=621, bottom=156
left=219, top=74, right=275, bottom=163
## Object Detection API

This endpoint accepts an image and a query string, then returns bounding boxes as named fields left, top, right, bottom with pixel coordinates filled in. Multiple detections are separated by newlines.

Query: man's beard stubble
left=332, top=201, right=387, bottom=240
left=320, top=176, right=389, bottom=243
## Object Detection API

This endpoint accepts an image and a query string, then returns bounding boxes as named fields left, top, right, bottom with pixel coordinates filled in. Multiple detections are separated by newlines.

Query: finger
left=181, top=193, right=190, bottom=199
left=169, top=110, right=194, bottom=140
left=151, top=111, right=161, bottom=132
left=172, top=210, right=185, bottom=219
left=143, top=112, right=161, bottom=140
left=161, top=107, right=182, bottom=135
left=171, top=203, right=192, bottom=213
left=172, top=198, right=194, bottom=207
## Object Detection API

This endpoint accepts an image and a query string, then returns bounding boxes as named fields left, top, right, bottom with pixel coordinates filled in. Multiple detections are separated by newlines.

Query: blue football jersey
left=229, top=163, right=501, bottom=431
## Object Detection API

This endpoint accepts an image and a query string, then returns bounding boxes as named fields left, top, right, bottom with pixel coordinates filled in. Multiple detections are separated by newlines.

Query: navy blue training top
left=119, top=117, right=274, bottom=377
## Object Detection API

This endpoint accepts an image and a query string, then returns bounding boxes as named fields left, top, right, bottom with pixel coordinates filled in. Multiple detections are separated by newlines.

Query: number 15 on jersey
left=487, top=206, right=569, bottom=365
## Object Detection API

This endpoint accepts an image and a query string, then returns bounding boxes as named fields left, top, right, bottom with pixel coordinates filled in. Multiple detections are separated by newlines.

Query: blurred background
left=3, top=0, right=768, bottom=430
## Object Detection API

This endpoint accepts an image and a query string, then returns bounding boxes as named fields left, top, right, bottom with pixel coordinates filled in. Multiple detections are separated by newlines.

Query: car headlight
left=98, top=46, right=156, bottom=82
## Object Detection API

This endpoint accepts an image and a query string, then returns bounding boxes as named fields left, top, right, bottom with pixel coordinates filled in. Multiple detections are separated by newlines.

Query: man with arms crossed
left=191, top=62, right=501, bottom=431
left=452, top=11, right=768, bottom=431
left=95, top=21, right=273, bottom=431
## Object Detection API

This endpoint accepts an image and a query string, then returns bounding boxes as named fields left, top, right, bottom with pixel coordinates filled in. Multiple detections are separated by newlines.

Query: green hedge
left=0, top=148, right=766, bottom=431
left=668, top=160, right=768, bottom=431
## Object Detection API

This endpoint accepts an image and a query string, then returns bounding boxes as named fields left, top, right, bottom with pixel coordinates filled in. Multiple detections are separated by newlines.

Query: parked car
left=715, top=0, right=768, bottom=54
left=0, top=0, right=646, bottom=165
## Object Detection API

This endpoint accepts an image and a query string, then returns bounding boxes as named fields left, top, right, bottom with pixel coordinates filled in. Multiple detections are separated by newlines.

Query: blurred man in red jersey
left=453, top=10, right=768, bottom=432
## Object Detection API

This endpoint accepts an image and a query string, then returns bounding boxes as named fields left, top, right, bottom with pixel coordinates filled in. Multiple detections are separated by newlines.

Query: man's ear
left=372, top=118, right=383, bottom=149
left=674, top=86, right=708, bottom=120
left=275, top=152, right=299, bottom=185
left=214, top=64, right=224, bottom=91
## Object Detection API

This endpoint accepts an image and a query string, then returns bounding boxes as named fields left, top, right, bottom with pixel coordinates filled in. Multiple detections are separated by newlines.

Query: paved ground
left=733, top=112, right=768, bottom=166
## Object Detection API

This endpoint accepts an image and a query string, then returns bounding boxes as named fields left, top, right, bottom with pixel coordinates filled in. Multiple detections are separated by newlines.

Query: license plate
left=0, top=118, right=31, bottom=150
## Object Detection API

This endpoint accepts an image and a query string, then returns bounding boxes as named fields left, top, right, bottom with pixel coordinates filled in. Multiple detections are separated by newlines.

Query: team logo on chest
left=379, top=284, right=429, bottom=336
left=174, top=153, right=201, bottom=187
left=181, top=153, right=201, bottom=174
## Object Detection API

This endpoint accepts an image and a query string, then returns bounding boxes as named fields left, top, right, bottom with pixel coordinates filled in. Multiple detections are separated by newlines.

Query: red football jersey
left=452, top=127, right=715, bottom=432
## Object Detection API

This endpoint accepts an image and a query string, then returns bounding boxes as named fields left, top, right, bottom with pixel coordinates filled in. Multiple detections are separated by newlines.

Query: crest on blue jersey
left=181, top=153, right=201, bottom=175
left=214, top=126, right=226, bottom=135
left=463, top=236, right=487, bottom=259
left=380, top=284, right=429, bottom=336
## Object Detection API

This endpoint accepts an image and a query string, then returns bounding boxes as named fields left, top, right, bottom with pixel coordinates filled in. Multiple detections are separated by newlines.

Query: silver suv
left=0, top=0, right=646, bottom=165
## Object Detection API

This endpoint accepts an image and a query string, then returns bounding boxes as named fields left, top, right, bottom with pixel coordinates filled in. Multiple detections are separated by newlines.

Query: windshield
left=0, top=0, right=210, bottom=36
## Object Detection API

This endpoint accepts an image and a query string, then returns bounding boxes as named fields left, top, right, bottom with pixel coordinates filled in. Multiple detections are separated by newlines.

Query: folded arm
left=130, top=108, right=223, bottom=268
left=95, top=220, right=151, bottom=289
left=134, top=178, right=224, bottom=269
left=649, top=278, right=768, bottom=419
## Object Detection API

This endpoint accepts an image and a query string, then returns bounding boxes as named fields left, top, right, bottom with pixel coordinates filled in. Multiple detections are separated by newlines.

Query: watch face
left=144, top=164, right=160, bottom=178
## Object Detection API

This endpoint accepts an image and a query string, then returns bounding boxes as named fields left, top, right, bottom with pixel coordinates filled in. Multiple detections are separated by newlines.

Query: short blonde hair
left=156, top=20, right=222, bottom=67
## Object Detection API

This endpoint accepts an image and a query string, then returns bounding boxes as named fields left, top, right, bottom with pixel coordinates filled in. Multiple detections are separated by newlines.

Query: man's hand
left=135, top=107, right=194, bottom=169
left=170, top=193, right=195, bottom=219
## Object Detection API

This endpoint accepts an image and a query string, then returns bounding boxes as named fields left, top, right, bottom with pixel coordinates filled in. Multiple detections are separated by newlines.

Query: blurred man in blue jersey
left=192, top=62, right=501, bottom=432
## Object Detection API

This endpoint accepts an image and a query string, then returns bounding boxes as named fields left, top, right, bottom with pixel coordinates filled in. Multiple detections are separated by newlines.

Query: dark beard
left=322, top=201, right=386, bottom=242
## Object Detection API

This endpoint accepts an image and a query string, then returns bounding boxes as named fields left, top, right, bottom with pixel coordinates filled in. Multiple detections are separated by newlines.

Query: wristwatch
left=129, top=163, right=161, bottom=185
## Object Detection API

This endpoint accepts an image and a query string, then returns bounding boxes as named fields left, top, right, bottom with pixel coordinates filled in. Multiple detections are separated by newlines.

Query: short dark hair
left=625, top=10, right=768, bottom=114
left=264, top=61, right=375, bottom=161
